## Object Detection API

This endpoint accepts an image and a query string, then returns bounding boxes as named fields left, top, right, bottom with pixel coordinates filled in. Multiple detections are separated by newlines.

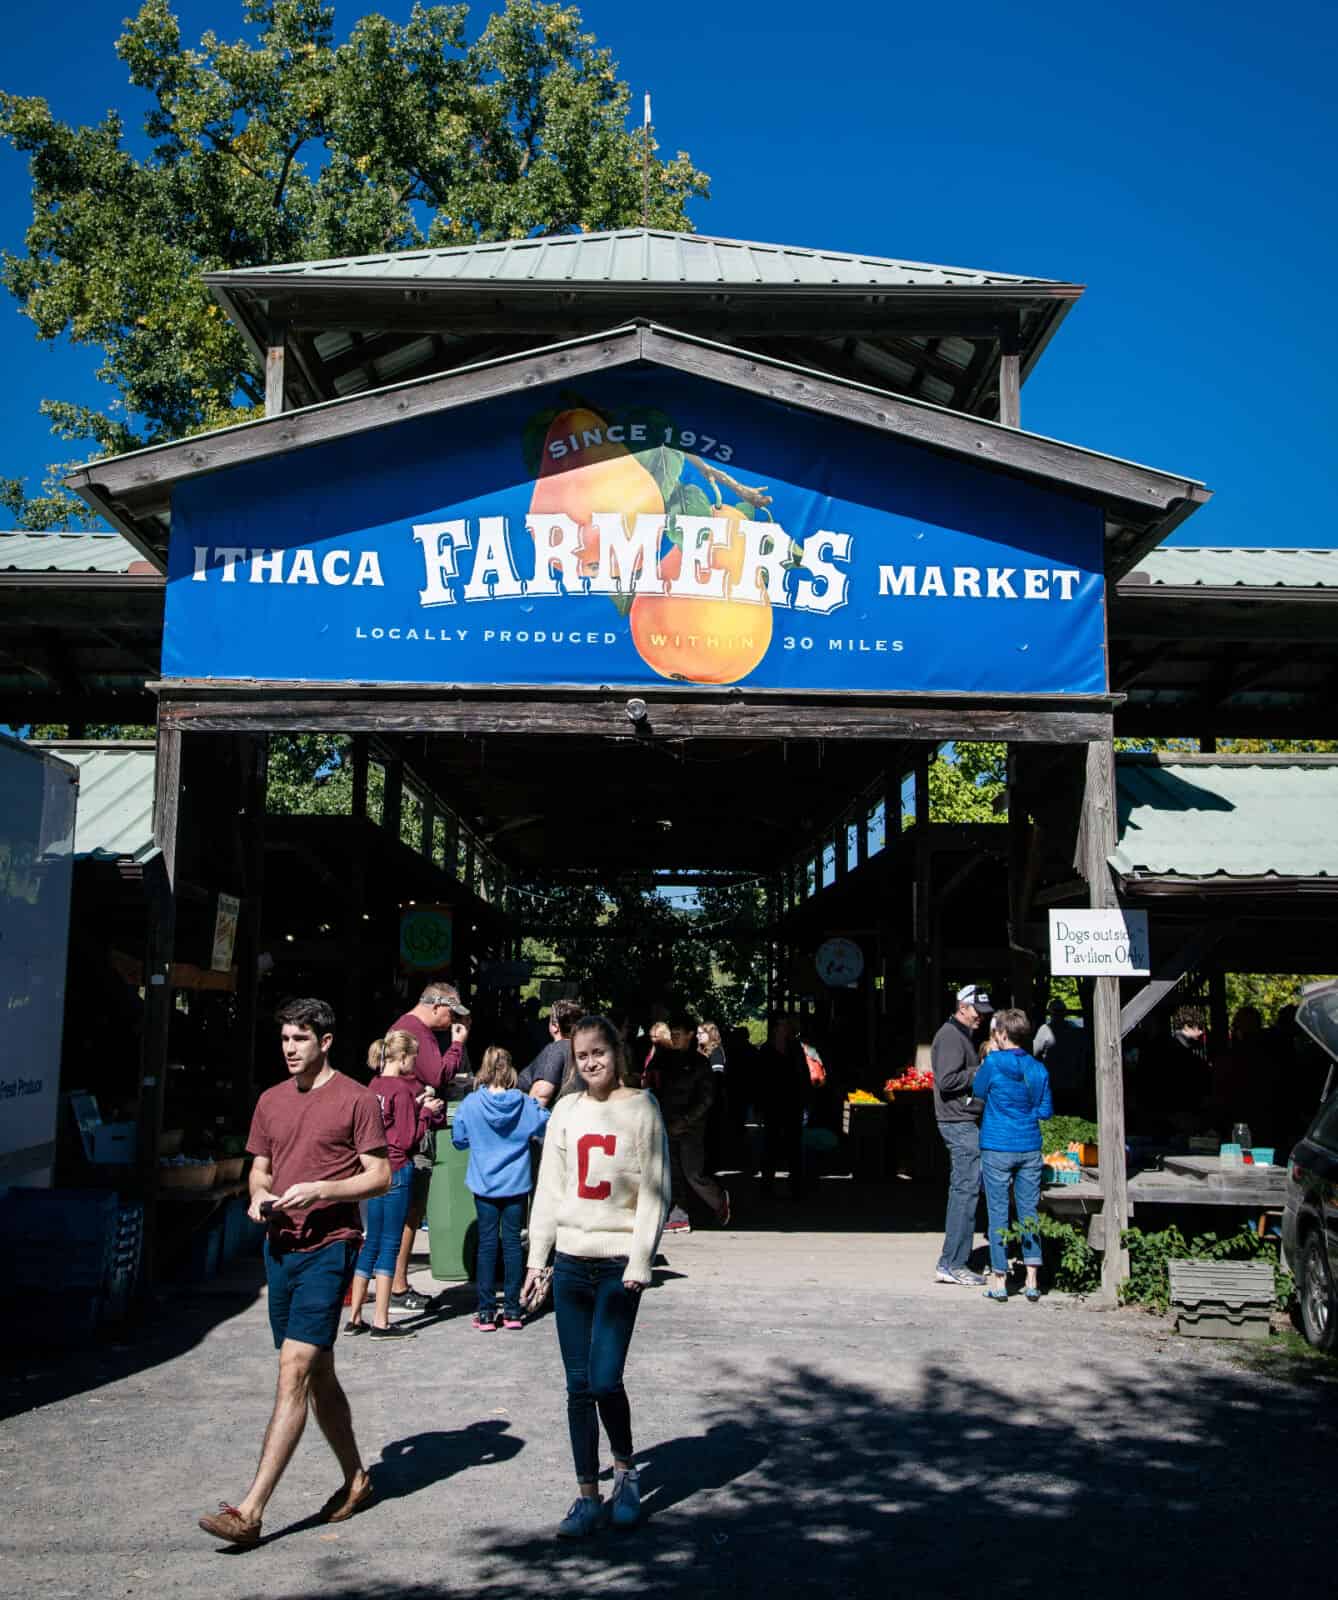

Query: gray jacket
left=931, top=1017, right=980, bottom=1124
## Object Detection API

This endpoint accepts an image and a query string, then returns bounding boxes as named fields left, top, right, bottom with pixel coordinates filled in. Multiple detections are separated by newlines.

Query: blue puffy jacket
left=974, top=1048, right=1053, bottom=1152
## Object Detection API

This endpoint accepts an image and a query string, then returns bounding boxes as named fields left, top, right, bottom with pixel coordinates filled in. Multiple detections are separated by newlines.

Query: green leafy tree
left=1225, top=973, right=1335, bottom=1021
left=1, top=0, right=710, bottom=526
left=519, top=877, right=767, bottom=1026
left=923, top=741, right=1006, bottom=824
left=265, top=732, right=355, bottom=815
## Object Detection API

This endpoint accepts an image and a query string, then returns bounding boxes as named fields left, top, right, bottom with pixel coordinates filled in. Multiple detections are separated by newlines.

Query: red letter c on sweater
left=577, top=1133, right=617, bottom=1200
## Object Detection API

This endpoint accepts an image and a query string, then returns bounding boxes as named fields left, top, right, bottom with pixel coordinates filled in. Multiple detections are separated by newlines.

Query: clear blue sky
left=2, top=0, right=1335, bottom=545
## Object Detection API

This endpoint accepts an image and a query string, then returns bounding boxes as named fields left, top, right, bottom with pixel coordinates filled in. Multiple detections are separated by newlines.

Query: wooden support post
left=1209, top=968, right=1229, bottom=1054
left=913, top=746, right=933, bottom=1071
left=835, top=819, right=849, bottom=881
left=1006, top=746, right=1036, bottom=1013
left=265, top=330, right=287, bottom=418
left=1081, top=739, right=1130, bottom=1297
left=856, top=802, right=869, bottom=868
left=1200, top=735, right=1218, bottom=754
left=998, top=323, right=1022, bottom=428
left=137, top=719, right=182, bottom=1289
left=420, top=799, right=435, bottom=859
left=234, top=733, right=267, bottom=1116
left=383, top=759, right=403, bottom=844
left=464, top=835, right=476, bottom=898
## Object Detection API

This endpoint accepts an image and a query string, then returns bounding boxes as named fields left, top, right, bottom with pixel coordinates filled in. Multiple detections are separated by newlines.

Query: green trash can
left=426, top=1103, right=477, bottom=1282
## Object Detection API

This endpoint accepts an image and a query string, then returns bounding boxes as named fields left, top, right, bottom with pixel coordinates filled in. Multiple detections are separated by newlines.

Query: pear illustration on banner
left=528, top=408, right=664, bottom=579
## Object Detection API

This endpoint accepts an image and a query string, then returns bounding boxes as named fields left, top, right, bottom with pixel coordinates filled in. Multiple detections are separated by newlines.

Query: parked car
left=1282, top=979, right=1338, bottom=1351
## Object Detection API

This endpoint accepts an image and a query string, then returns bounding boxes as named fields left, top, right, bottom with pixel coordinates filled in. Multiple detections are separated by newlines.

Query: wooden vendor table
left=1040, top=1156, right=1287, bottom=1251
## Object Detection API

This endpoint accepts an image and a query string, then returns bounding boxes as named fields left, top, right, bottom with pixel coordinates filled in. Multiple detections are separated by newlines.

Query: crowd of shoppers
left=213, top=973, right=1150, bottom=1553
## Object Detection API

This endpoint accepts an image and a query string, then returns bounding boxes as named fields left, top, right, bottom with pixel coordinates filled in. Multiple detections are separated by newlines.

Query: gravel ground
left=4, top=1184, right=1335, bottom=1600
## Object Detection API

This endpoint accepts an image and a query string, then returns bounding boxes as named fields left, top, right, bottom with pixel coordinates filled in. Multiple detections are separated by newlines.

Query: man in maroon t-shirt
left=387, top=981, right=472, bottom=1306
left=197, top=998, right=390, bottom=1550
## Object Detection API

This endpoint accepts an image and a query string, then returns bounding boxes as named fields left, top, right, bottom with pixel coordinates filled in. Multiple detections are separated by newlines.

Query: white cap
left=956, top=985, right=993, bottom=1013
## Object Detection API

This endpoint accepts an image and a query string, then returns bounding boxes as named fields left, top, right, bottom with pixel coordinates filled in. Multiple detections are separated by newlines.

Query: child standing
left=452, top=1046, right=550, bottom=1331
left=346, top=1031, right=444, bottom=1341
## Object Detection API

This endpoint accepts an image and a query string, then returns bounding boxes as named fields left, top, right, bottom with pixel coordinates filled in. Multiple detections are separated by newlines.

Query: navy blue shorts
left=264, top=1237, right=360, bottom=1350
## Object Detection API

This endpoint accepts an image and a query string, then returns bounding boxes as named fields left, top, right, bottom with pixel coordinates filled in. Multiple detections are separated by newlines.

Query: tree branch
left=687, top=454, right=773, bottom=510
left=272, top=141, right=301, bottom=210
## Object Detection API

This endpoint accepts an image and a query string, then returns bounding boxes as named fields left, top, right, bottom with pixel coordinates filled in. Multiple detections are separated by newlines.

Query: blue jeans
left=981, top=1149, right=1044, bottom=1276
left=354, top=1162, right=414, bottom=1280
left=474, top=1193, right=526, bottom=1320
left=937, top=1120, right=981, bottom=1272
left=553, top=1253, right=642, bottom=1483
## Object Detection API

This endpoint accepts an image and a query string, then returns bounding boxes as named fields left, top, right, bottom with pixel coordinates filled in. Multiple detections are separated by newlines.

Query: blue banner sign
left=164, top=370, right=1107, bottom=694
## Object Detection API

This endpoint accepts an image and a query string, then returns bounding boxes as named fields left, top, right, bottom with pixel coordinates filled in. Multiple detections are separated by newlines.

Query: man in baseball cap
left=384, top=982, right=472, bottom=1307
left=931, top=984, right=993, bottom=1285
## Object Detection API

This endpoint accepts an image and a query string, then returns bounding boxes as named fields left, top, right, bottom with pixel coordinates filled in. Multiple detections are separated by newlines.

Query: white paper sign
left=211, top=893, right=241, bottom=972
left=1048, top=909, right=1150, bottom=976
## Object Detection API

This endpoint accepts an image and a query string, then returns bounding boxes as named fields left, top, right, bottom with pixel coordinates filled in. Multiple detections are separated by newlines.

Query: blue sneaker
left=557, top=1496, right=607, bottom=1538
left=610, top=1467, right=641, bottom=1529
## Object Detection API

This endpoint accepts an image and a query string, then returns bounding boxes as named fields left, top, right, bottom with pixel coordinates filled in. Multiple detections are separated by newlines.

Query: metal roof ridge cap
left=199, top=267, right=1086, bottom=299
left=65, top=322, right=647, bottom=479
left=641, top=323, right=1208, bottom=490
left=1118, top=752, right=1338, bottom=767
left=30, top=739, right=157, bottom=750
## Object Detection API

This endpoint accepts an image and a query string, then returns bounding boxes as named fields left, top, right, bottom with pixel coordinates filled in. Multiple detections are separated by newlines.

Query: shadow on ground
left=249, top=1345, right=1337, bottom=1600
left=0, top=1256, right=267, bottom=1422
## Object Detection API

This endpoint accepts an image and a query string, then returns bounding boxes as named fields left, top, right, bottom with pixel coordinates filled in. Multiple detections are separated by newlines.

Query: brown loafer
left=319, top=1474, right=374, bottom=1524
left=198, top=1503, right=262, bottom=1547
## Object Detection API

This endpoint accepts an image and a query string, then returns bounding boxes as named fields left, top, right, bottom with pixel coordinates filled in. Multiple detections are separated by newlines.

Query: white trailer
left=0, top=732, right=78, bottom=1185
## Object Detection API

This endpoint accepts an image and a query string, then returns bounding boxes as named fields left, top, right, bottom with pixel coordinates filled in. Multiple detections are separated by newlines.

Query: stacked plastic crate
left=104, top=1203, right=144, bottom=1322
left=0, top=1188, right=129, bottom=1344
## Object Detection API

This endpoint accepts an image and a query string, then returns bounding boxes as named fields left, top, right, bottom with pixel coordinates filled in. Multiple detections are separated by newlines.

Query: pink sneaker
left=472, top=1313, right=497, bottom=1332
left=501, top=1317, right=524, bottom=1331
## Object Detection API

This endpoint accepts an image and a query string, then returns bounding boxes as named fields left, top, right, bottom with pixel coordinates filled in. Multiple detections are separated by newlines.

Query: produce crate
left=1043, top=1164, right=1083, bottom=1186
left=221, top=1195, right=261, bottom=1262
left=160, top=1161, right=218, bottom=1190
left=0, top=1186, right=118, bottom=1244
left=180, top=1220, right=224, bottom=1282
left=1169, top=1260, right=1275, bottom=1342
left=841, top=1100, right=887, bottom=1136
left=214, top=1156, right=246, bottom=1183
left=11, top=1237, right=112, bottom=1291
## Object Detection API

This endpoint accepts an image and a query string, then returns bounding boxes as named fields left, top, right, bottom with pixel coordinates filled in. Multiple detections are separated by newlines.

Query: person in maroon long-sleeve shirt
left=346, top=1031, right=445, bottom=1338
left=386, top=982, right=472, bottom=1304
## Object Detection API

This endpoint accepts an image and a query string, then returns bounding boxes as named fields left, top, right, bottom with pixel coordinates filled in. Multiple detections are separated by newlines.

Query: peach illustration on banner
left=630, top=507, right=773, bottom=684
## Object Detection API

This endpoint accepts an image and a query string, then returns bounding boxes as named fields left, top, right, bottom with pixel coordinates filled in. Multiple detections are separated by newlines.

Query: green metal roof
left=0, top=532, right=143, bottom=573
left=30, top=742, right=157, bottom=862
left=1113, top=755, right=1338, bottom=880
left=1130, top=547, right=1338, bottom=589
left=208, top=227, right=1067, bottom=291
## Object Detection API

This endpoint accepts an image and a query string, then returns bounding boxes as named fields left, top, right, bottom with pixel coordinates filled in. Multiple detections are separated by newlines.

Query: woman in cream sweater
left=523, top=1013, right=671, bottom=1538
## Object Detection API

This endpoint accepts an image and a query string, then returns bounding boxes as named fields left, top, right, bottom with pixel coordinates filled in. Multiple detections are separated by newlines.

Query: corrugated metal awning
left=0, top=532, right=144, bottom=573
left=1113, top=755, right=1338, bottom=880
left=30, top=742, right=156, bottom=862
left=1129, top=547, right=1338, bottom=589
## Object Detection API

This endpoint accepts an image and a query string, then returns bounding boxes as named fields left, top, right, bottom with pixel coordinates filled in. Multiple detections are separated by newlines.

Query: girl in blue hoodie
left=453, top=1046, right=550, bottom=1330
left=974, top=1008, right=1053, bottom=1303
